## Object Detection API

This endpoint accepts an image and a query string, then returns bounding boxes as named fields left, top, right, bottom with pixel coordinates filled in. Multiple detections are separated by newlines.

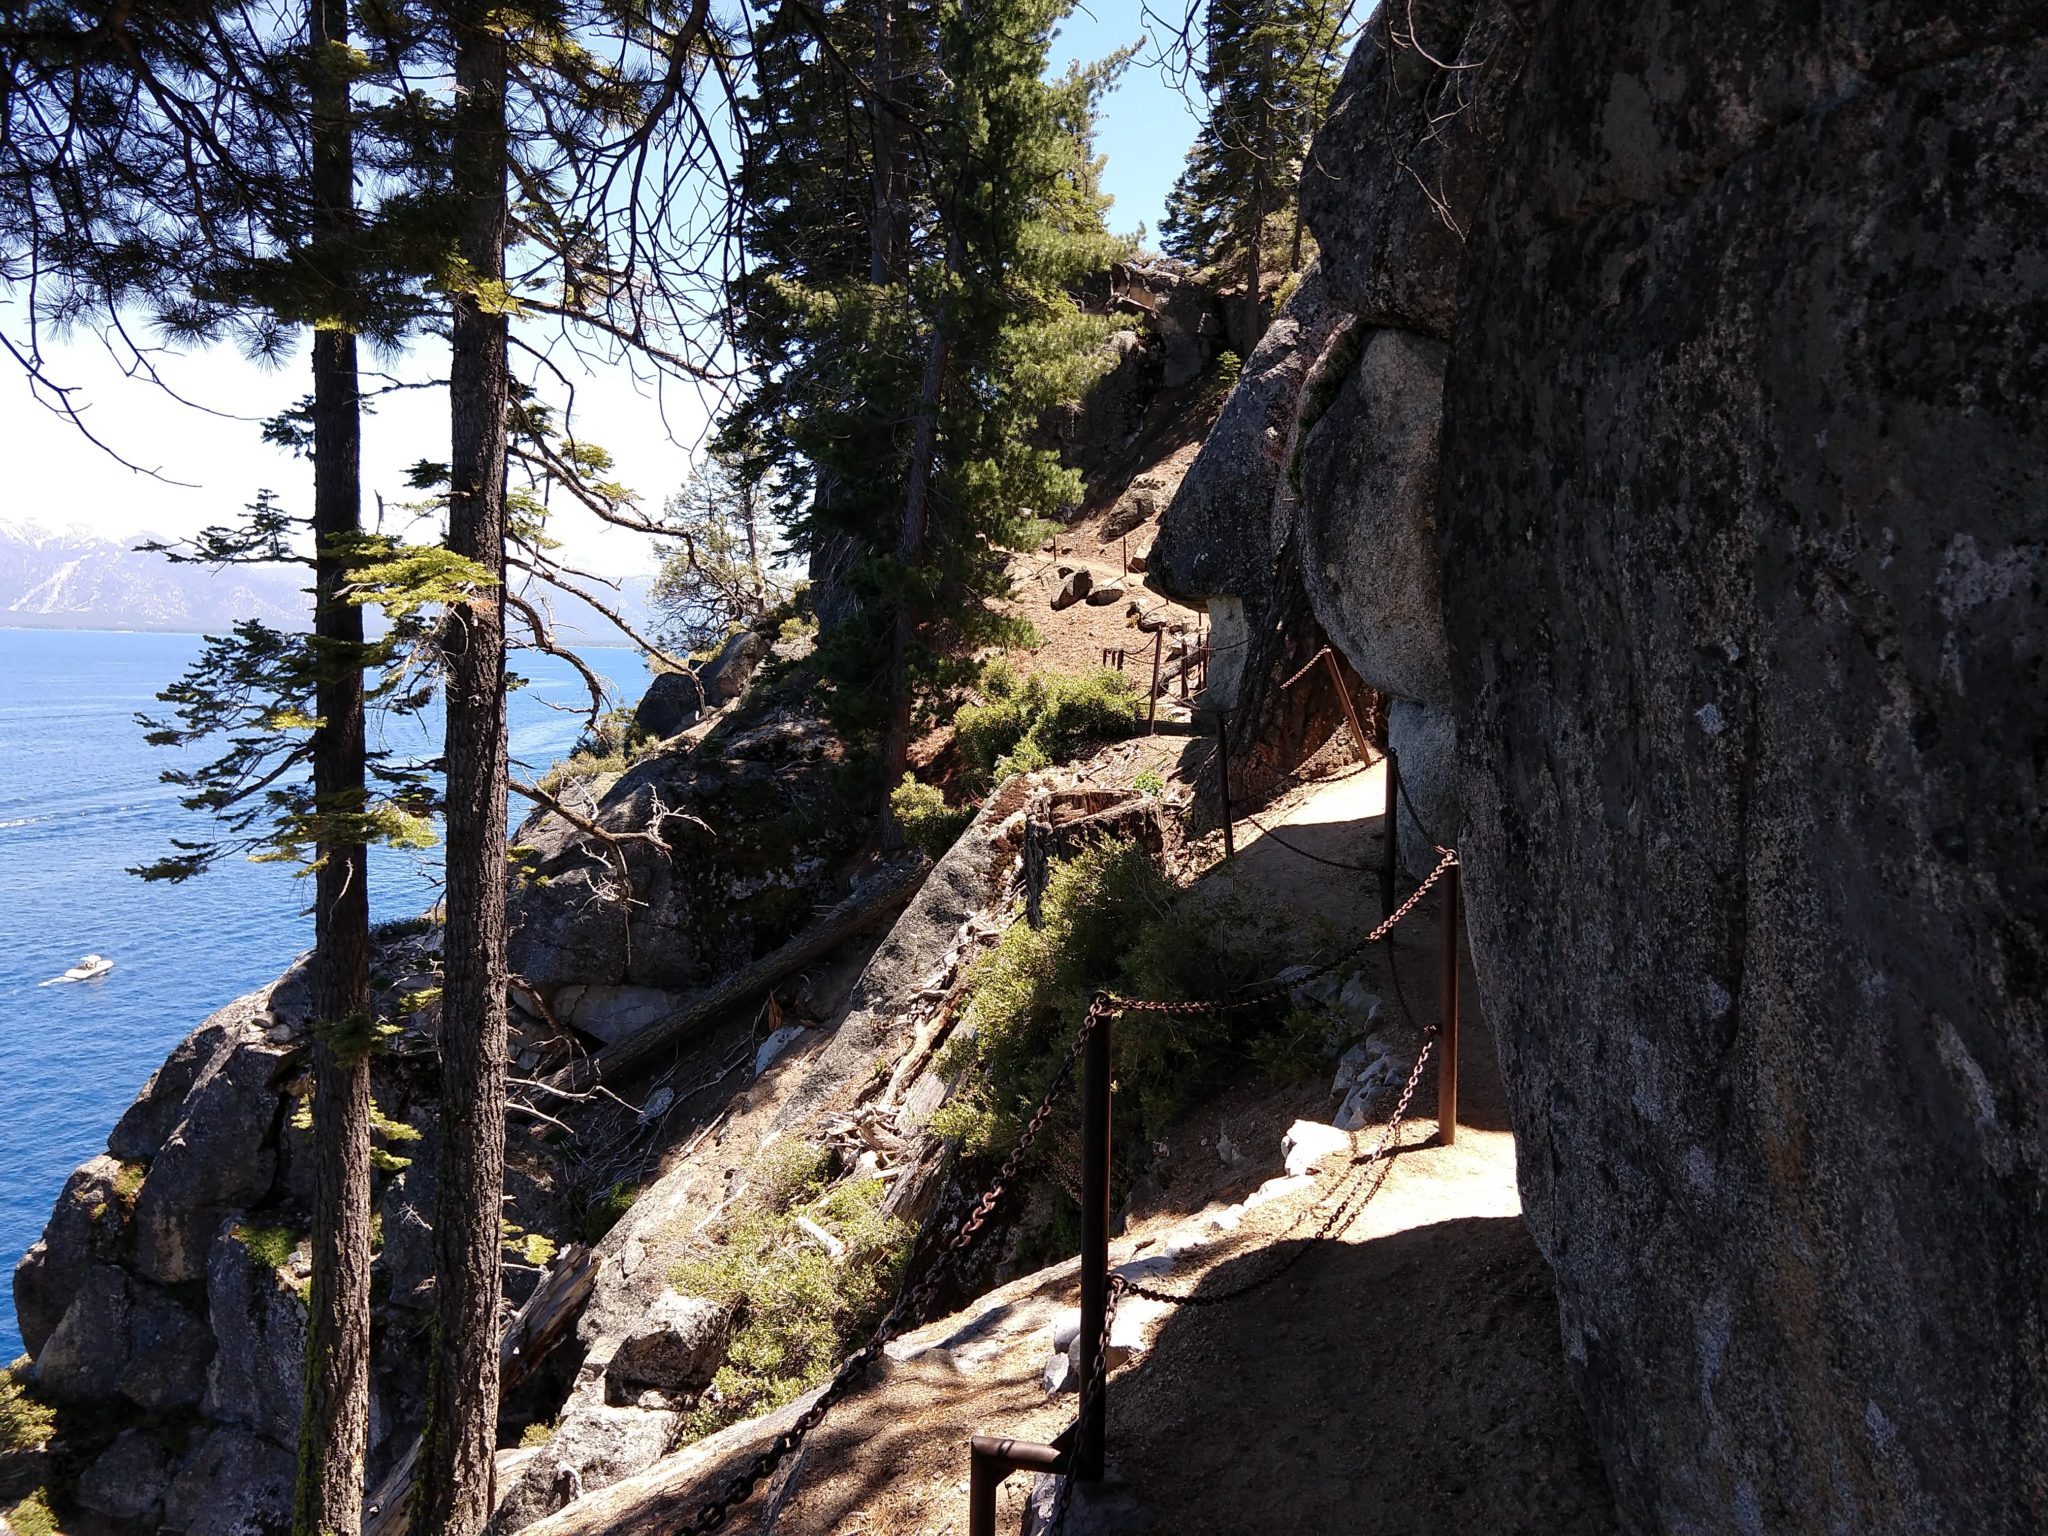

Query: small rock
left=1084, top=584, right=1126, bottom=606
left=1336, top=975, right=1382, bottom=1023
left=1128, top=546, right=1150, bottom=573
left=1042, top=1350, right=1074, bottom=1395
left=1206, top=1205, right=1243, bottom=1233
left=1281, top=1119, right=1352, bottom=1177
left=754, top=1025, right=806, bottom=1075
left=1051, top=570, right=1094, bottom=611
left=1216, top=1128, right=1246, bottom=1168
left=636, top=1087, right=675, bottom=1126
left=606, top=1292, right=733, bottom=1393
left=1245, top=1173, right=1317, bottom=1210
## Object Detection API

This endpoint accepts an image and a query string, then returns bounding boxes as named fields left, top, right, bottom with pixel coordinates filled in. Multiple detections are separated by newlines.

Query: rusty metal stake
left=1438, top=858, right=1461, bottom=1146
left=1148, top=629, right=1163, bottom=733
left=1076, top=1004, right=1113, bottom=1481
left=1323, top=648, right=1371, bottom=766
left=1215, top=712, right=1235, bottom=859
left=969, top=1435, right=1068, bottom=1536
left=1381, top=749, right=1400, bottom=918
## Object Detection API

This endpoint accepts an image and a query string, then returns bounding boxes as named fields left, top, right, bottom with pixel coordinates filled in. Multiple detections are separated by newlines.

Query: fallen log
left=364, top=1242, right=601, bottom=1536
left=547, top=855, right=930, bottom=1096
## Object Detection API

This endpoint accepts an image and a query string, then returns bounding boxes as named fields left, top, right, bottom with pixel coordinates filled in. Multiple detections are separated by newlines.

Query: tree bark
left=416, top=4, right=510, bottom=1531
left=294, top=1, right=375, bottom=1531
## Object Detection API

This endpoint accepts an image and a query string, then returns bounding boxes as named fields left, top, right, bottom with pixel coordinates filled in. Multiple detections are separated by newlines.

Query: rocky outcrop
left=1434, top=6, right=2048, bottom=1532
left=1151, top=268, right=1343, bottom=613
left=1296, top=329, right=1451, bottom=708
left=507, top=691, right=856, bottom=995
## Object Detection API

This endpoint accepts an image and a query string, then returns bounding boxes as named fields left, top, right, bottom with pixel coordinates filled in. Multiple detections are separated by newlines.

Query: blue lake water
left=0, top=627, right=650, bottom=1359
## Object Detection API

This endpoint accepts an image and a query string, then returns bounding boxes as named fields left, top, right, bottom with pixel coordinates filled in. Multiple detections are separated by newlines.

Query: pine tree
left=3, top=10, right=440, bottom=1533
left=651, top=448, right=788, bottom=652
left=721, top=0, right=1127, bottom=832
left=1158, top=0, right=1349, bottom=343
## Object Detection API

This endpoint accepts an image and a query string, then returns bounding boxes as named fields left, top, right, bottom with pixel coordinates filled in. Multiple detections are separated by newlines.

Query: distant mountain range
left=0, top=519, right=656, bottom=642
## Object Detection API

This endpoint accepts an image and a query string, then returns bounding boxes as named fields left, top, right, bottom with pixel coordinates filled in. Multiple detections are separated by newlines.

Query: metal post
left=1381, top=749, right=1400, bottom=917
left=1148, top=629, right=1162, bottom=733
left=1215, top=712, right=1235, bottom=859
left=1076, top=1006, right=1113, bottom=1482
left=1438, top=859, right=1461, bottom=1147
left=1323, top=649, right=1371, bottom=766
left=969, top=1437, right=1066, bottom=1536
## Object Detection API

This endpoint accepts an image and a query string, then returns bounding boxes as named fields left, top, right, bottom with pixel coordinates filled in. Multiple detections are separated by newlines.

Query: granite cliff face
left=1439, top=6, right=2048, bottom=1531
left=1157, top=0, right=2046, bottom=1528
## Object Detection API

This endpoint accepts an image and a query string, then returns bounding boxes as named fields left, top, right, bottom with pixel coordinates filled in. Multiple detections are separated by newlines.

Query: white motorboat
left=41, top=954, right=113, bottom=985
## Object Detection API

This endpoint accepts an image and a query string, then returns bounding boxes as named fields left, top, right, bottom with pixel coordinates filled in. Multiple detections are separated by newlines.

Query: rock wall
left=1437, top=6, right=2048, bottom=1531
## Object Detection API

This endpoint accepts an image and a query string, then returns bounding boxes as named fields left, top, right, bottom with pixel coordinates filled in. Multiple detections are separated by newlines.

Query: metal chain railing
left=670, top=832, right=1457, bottom=1535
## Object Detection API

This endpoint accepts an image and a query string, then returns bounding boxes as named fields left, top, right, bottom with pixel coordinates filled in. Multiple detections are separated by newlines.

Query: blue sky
left=2, top=7, right=1206, bottom=575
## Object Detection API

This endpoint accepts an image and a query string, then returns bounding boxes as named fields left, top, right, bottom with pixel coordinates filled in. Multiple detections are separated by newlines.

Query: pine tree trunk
left=294, top=1, right=375, bottom=1530
left=417, top=4, right=510, bottom=1530
left=875, top=233, right=957, bottom=843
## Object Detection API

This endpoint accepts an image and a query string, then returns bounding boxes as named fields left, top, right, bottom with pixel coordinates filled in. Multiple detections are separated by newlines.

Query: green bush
left=537, top=707, right=662, bottom=795
left=1, top=1358, right=56, bottom=1455
left=954, top=662, right=1139, bottom=787
left=1134, top=769, right=1164, bottom=797
left=670, top=1141, right=912, bottom=1442
left=890, top=776, right=976, bottom=861
left=930, top=837, right=1295, bottom=1158
left=5, top=1489, right=57, bottom=1536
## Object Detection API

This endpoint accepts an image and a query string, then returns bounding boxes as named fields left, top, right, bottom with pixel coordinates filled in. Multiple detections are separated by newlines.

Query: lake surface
left=0, top=627, right=650, bottom=1358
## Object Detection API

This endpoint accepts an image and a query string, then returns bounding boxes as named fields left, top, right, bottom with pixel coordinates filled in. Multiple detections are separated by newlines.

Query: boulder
left=203, top=1223, right=308, bottom=1447
left=1151, top=267, right=1343, bottom=611
left=491, top=1373, right=682, bottom=1533
left=11, top=1155, right=134, bottom=1358
left=1299, top=0, right=1529, bottom=338
left=604, top=1292, right=733, bottom=1394
left=552, top=984, right=682, bottom=1047
left=75, top=1429, right=177, bottom=1524
left=130, top=1031, right=288, bottom=1285
left=632, top=669, right=704, bottom=739
left=161, top=1428, right=294, bottom=1536
left=1083, top=584, right=1125, bottom=607
left=1102, top=473, right=1175, bottom=541
left=1296, top=328, right=1451, bottom=706
left=34, top=1264, right=211, bottom=1409
left=1439, top=8, right=2048, bottom=1531
left=1050, top=569, right=1093, bottom=611
left=507, top=696, right=856, bottom=994
left=697, top=628, right=768, bottom=705
left=106, top=1002, right=247, bottom=1162
left=1386, top=700, right=1461, bottom=881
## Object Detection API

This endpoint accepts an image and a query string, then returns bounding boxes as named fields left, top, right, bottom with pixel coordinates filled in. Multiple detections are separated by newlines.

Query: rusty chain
left=669, top=848, right=1455, bottom=1532
left=666, top=1001, right=1111, bottom=1534
left=1109, top=845, right=1457, bottom=1022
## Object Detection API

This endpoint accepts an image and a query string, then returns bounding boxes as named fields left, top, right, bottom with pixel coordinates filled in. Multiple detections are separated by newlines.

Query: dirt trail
left=612, top=766, right=1621, bottom=1535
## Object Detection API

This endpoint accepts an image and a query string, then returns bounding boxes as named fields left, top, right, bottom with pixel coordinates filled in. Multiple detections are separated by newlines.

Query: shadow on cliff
left=1111, top=1215, right=1619, bottom=1535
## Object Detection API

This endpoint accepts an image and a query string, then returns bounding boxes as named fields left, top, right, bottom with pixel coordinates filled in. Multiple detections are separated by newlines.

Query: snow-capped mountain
left=0, top=519, right=657, bottom=639
left=0, top=520, right=308, bottom=632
